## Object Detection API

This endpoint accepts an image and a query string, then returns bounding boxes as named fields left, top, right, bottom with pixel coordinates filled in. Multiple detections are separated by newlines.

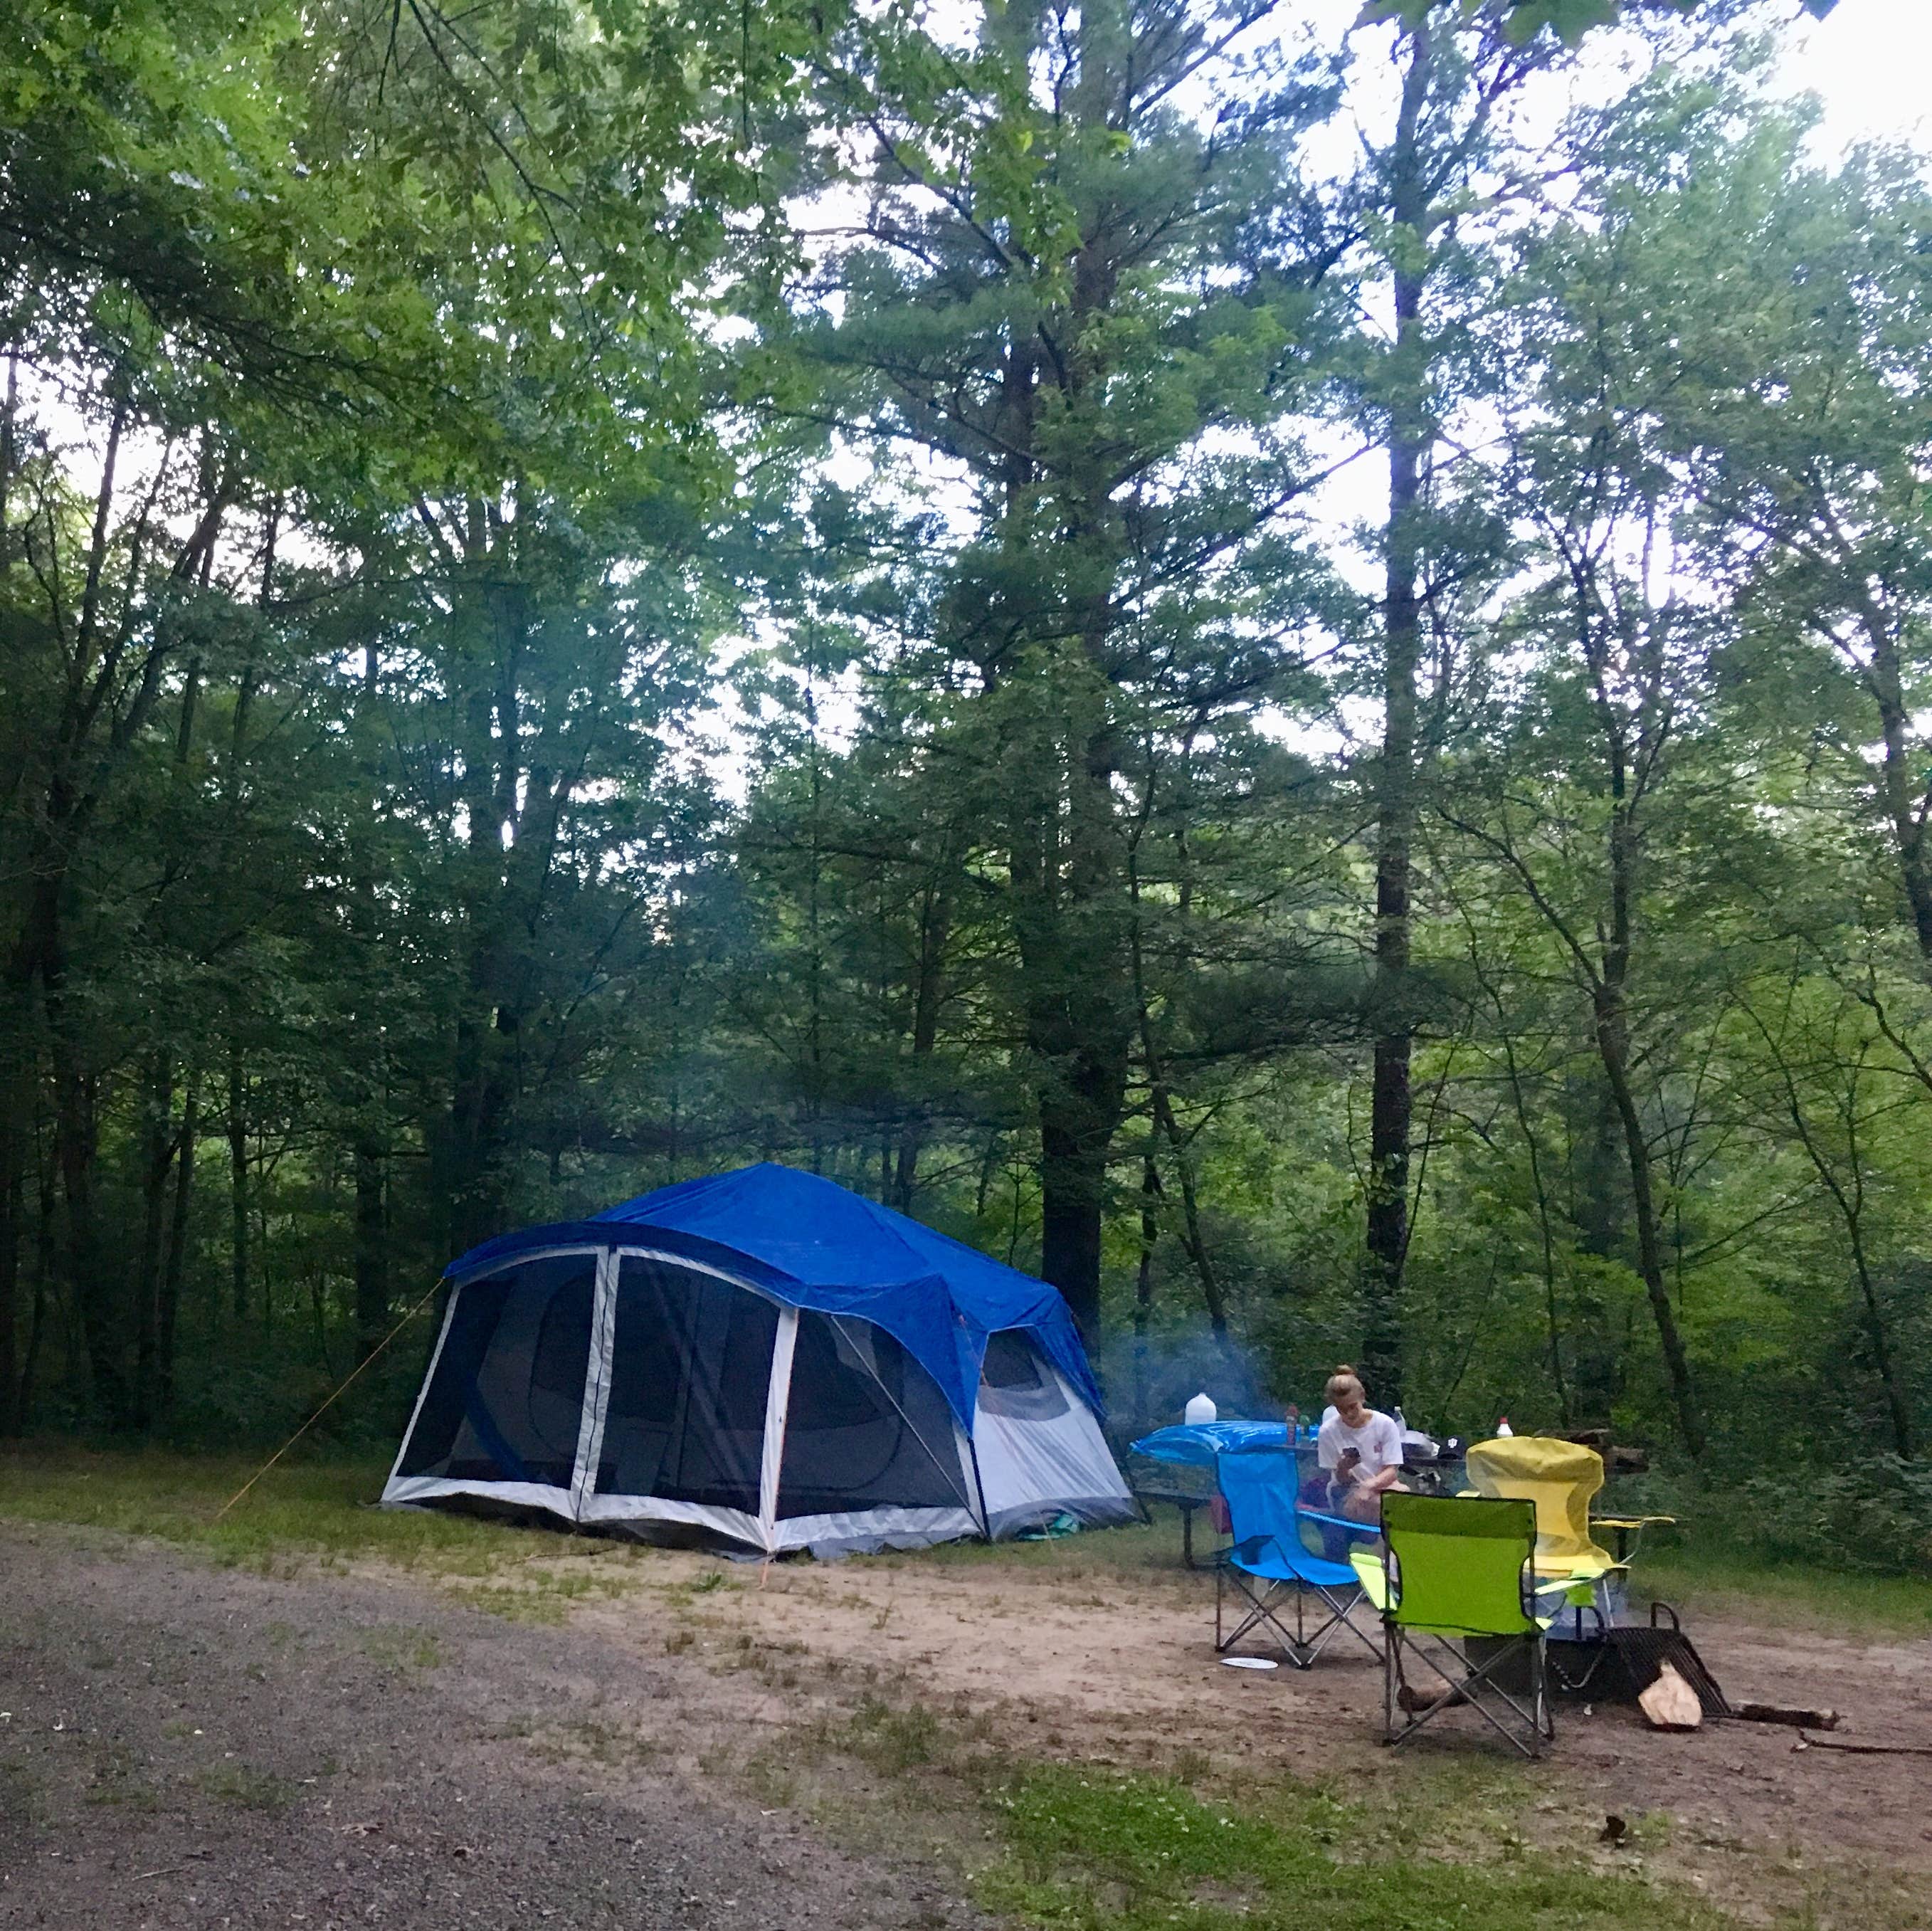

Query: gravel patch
left=0, top=1523, right=981, bottom=1930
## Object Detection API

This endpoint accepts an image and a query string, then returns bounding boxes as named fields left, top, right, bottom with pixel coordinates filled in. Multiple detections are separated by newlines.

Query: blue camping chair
left=1214, top=1449, right=1383, bottom=1669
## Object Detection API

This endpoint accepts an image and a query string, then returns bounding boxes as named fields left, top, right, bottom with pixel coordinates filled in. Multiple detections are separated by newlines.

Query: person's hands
left=1337, top=1447, right=1361, bottom=1485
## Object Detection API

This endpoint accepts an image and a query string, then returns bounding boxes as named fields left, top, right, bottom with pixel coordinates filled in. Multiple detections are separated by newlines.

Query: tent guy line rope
left=213, top=1279, right=445, bottom=1522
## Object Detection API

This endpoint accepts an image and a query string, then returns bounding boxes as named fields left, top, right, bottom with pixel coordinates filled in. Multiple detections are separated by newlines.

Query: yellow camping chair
left=1463, top=1436, right=1673, bottom=1591
left=1464, top=1436, right=1623, bottom=1606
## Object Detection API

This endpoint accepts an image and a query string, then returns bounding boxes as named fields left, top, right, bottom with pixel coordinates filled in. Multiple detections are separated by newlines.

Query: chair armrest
left=1531, top=1567, right=1625, bottom=1596
left=1591, top=1515, right=1676, bottom=1529
left=1296, top=1505, right=1381, bottom=1539
left=1349, top=1547, right=1390, bottom=1612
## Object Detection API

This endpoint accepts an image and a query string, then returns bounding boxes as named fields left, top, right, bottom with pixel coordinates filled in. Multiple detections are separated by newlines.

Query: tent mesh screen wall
left=396, top=1253, right=595, bottom=1488
left=977, top=1327, right=1070, bottom=1420
left=594, top=1256, right=778, bottom=1511
left=776, top=1312, right=968, bottom=1519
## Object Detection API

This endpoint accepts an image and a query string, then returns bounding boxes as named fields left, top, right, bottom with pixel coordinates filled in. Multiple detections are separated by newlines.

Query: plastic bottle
left=1184, top=1391, right=1218, bottom=1426
left=1394, top=1405, right=1408, bottom=1433
left=1496, top=1415, right=1514, bottom=1437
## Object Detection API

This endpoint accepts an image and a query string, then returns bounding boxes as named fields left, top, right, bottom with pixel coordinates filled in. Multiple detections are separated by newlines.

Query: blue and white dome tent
left=384, top=1162, right=1136, bottom=1557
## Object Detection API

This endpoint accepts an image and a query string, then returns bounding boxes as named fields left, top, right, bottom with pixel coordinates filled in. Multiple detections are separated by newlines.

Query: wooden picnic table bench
left=1131, top=1481, right=1223, bottom=1569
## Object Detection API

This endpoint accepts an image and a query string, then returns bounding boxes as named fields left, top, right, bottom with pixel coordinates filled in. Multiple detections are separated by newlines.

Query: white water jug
left=1184, top=1391, right=1218, bottom=1426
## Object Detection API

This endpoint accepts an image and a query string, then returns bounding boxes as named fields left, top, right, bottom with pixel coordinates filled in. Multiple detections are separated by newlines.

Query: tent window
left=776, top=1313, right=968, bottom=1520
left=396, top=1254, right=596, bottom=1488
left=976, top=1330, right=1069, bottom=1421
left=595, top=1256, right=778, bottom=1513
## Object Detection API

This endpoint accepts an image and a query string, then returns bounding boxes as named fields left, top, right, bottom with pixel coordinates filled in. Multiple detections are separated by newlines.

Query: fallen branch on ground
left=1731, top=1702, right=1839, bottom=1730
left=1793, top=1733, right=1932, bottom=1758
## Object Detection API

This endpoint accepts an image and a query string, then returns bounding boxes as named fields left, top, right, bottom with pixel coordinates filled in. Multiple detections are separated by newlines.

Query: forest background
left=4, top=0, right=1928, bottom=1569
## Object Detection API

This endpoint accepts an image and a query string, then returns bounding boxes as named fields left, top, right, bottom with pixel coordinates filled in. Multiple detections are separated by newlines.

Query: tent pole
left=756, top=1307, right=800, bottom=1554
left=568, top=1247, right=619, bottom=1522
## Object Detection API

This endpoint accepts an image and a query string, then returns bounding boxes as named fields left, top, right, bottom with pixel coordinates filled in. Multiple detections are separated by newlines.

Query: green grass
left=193, top=1762, right=300, bottom=1815
left=4, top=1446, right=1922, bottom=1929
left=5, top=1444, right=1925, bottom=1641
left=869, top=1509, right=1202, bottom=1587
left=0, top=1445, right=575, bottom=1576
left=354, top=1624, right=448, bottom=1672
left=1632, top=1541, right=1932, bottom=1636
left=777, top=1698, right=1797, bottom=1931
left=974, top=1764, right=1741, bottom=1931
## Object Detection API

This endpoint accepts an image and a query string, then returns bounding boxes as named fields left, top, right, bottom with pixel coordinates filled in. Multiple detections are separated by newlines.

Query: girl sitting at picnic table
left=1317, top=1368, right=1408, bottom=1524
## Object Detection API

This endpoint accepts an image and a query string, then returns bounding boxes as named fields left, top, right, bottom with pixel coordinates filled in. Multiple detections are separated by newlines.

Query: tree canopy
left=1, top=0, right=1926, bottom=1566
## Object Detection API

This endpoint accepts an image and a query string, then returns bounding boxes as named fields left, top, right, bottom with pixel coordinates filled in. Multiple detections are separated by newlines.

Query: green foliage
left=1721, top=1460, right=1932, bottom=1577
left=0, top=0, right=1928, bottom=1524
left=1356, top=0, right=1836, bottom=44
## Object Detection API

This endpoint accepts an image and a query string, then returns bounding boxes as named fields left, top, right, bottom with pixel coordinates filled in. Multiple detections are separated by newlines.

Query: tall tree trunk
left=1020, top=745, right=1132, bottom=1344
left=445, top=557, right=528, bottom=1253
left=0, top=1107, right=19, bottom=1437
left=0, top=958, right=28, bottom=1434
left=892, top=882, right=951, bottom=1209
left=134, top=1051, right=174, bottom=1428
left=21, top=1137, right=55, bottom=1424
left=1594, top=995, right=1702, bottom=1456
left=1758, top=1019, right=1915, bottom=1460
left=1038, top=1094, right=1116, bottom=1342
left=58, top=1063, right=124, bottom=1424
left=1841, top=1214, right=1913, bottom=1461
left=1499, top=1034, right=1571, bottom=1429
left=1133, top=1151, right=1159, bottom=1427
left=1363, top=24, right=1433, bottom=1409
left=1857, top=604, right=1932, bottom=962
left=159, top=1081, right=196, bottom=1414
left=1149, top=1085, right=1228, bottom=1338
left=1593, top=781, right=1702, bottom=1456
left=228, top=1033, right=249, bottom=1323
left=354, top=1137, right=389, bottom=1360
left=223, top=537, right=262, bottom=1326
left=30, top=850, right=125, bottom=1424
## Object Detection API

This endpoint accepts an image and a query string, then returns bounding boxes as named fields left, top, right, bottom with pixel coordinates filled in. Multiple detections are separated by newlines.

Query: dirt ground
left=3, top=1512, right=1929, bottom=1930
left=556, top=1530, right=1932, bottom=1888
left=0, top=1522, right=983, bottom=1931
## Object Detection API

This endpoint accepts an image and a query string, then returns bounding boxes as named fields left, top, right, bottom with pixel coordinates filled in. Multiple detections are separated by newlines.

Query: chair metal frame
left=1376, top=1493, right=1556, bottom=1759
left=1212, top=1452, right=1382, bottom=1670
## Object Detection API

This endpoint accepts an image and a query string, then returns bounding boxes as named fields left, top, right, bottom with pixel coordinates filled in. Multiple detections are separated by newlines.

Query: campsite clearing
left=1, top=1460, right=1929, bottom=1930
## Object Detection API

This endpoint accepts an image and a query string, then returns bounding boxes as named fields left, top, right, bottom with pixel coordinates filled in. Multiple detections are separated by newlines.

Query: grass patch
left=194, top=1762, right=299, bottom=1815
left=4, top=1441, right=1926, bottom=1659
left=0, top=1445, right=552, bottom=1576
left=1633, top=1543, right=1932, bottom=1636
left=455, top=1584, right=574, bottom=1626
left=973, top=1763, right=1744, bottom=1931
left=875, top=1512, right=1198, bottom=1580
left=83, top=1744, right=162, bottom=1812
left=354, top=1624, right=447, bottom=1673
left=449, top=1566, right=639, bottom=1625
left=744, top=1694, right=1782, bottom=1931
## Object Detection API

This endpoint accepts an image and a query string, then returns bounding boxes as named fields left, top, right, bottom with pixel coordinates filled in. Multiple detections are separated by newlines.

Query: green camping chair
left=1377, top=1493, right=1555, bottom=1759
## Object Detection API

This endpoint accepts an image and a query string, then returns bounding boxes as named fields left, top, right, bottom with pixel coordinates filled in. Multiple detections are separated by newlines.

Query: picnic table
left=1128, top=1419, right=1479, bottom=1567
left=1126, top=1423, right=1314, bottom=1568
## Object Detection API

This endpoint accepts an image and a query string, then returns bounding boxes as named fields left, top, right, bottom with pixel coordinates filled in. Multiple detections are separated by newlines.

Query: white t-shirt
left=1317, top=1409, right=1403, bottom=1488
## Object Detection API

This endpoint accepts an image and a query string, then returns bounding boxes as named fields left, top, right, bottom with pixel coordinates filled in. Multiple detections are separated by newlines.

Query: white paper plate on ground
left=1220, top=1656, right=1279, bottom=1670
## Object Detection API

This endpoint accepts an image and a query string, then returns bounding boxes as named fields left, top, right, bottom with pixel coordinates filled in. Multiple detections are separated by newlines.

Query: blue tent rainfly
left=385, top=1162, right=1136, bottom=1558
